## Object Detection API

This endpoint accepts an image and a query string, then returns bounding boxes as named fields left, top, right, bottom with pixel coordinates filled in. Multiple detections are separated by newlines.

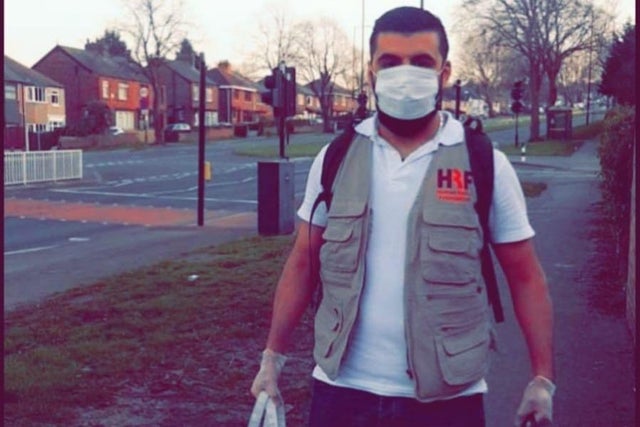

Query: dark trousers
left=308, top=379, right=486, bottom=427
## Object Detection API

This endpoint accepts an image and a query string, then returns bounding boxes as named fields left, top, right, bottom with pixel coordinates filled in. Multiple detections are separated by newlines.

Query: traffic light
left=283, top=66, right=296, bottom=118
left=510, top=80, right=525, bottom=114
left=511, top=80, right=525, bottom=101
left=511, top=101, right=524, bottom=114
left=262, top=68, right=283, bottom=116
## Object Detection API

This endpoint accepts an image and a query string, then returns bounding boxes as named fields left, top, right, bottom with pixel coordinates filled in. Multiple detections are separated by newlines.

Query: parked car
left=107, top=126, right=124, bottom=135
left=165, top=123, right=191, bottom=133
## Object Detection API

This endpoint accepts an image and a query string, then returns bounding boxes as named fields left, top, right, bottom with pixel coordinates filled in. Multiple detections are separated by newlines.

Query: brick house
left=255, top=78, right=321, bottom=121
left=305, top=80, right=357, bottom=119
left=4, top=55, right=66, bottom=150
left=155, top=54, right=219, bottom=128
left=32, top=45, right=153, bottom=131
left=207, top=61, right=263, bottom=124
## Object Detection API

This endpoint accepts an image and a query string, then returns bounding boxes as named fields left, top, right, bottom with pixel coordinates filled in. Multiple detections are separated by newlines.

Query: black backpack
left=310, top=117, right=504, bottom=323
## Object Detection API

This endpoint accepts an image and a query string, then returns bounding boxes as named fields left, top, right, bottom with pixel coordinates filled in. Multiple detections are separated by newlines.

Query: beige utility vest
left=314, top=134, right=492, bottom=401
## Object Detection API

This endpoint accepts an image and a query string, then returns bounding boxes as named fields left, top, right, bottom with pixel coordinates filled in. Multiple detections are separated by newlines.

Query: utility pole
left=197, top=52, right=206, bottom=226
left=355, top=0, right=368, bottom=122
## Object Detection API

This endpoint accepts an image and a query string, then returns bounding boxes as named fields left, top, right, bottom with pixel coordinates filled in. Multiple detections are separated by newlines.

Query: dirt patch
left=66, top=316, right=317, bottom=427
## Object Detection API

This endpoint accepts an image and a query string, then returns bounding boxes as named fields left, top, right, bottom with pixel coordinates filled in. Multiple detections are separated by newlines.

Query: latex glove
left=250, top=349, right=287, bottom=400
left=515, top=375, right=556, bottom=427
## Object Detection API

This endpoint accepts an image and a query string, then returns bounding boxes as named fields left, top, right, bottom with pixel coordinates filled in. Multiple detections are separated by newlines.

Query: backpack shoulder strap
left=309, top=124, right=356, bottom=222
left=463, top=117, right=505, bottom=323
left=309, top=124, right=357, bottom=311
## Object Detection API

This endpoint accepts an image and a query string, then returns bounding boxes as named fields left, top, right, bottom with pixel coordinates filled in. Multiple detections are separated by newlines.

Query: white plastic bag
left=247, top=391, right=286, bottom=427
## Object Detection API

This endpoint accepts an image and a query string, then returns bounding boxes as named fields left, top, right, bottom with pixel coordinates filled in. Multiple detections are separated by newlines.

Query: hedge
left=597, top=105, right=636, bottom=276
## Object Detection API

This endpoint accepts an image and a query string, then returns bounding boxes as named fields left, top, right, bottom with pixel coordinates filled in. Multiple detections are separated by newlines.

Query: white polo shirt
left=297, top=111, right=534, bottom=400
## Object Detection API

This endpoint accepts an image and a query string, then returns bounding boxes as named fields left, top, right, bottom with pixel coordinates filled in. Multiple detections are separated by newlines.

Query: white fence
left=4, top=150, right=83, bottom=186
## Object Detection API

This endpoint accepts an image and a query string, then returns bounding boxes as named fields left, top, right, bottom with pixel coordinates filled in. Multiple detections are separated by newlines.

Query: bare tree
left=557, top=51, right=590, bottom=105
left=539, top=1, right=614, bottom=108
left=239, top=4, right=301, bottom=79
left=121, top=0, right=187, bottom=143
left=461, top=0, right=609, bottom=141
left=453, top=17, right=528, bottom=117
left=293, top=17, right=352, bottom=132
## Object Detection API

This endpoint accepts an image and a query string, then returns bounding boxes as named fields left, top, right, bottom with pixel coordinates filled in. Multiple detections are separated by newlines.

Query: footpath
left=484, top=139, right=635, bottom=426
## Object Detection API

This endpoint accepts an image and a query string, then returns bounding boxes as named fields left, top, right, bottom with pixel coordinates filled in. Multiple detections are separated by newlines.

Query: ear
left=441, top=60, right=452, bottom=87
left=367, top=63, right=375, bottom=88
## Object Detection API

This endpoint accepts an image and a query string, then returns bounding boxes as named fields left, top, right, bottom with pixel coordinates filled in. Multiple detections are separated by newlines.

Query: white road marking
left=5, top=245, right=58, bottom=256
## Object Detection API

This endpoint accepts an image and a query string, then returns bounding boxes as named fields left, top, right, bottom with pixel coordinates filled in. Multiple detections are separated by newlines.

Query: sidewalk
left=485, top=139, right=635, bottom=426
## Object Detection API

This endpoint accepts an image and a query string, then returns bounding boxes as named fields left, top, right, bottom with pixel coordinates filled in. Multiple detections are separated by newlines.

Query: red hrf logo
left=436, top=168, right=473, bottom=203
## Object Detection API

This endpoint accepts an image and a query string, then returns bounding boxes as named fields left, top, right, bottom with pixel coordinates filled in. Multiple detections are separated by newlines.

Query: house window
left=233, top=90, right=240, bottom=100
left=28, top=123, right=47, bottom=133
left=48, top=121, right=65, bottom=130
left=102, top=81, right=109, bottom=99
left=244, top=91, right=252, bottom=101
left=206, top=88, right=213, bottom=103
left=192, top=85, right=199, bottom=102
left=117, top=83, right=129, bottom=101
left=26, top=86, right=45, bottom=102
left=50, top=90, right=60, bottom=105
left=205, top=111, right=218, bottom=126
left=5, top=84, right=17, bottom=100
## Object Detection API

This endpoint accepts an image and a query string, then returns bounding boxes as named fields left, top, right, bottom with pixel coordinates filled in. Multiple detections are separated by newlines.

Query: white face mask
left=374, top=65, right=440, bottom=120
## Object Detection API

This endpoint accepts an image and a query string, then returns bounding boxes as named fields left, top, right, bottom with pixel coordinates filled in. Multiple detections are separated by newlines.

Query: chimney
left=218, top=60, right=231, bottom=74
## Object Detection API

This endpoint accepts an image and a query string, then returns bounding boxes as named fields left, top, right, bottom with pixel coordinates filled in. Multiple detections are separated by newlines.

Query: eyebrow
left=375, top=52, right=437, bottom=65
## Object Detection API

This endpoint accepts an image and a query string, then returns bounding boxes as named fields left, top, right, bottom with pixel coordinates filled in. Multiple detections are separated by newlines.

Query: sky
left=4, top=0, right=636, bottom=72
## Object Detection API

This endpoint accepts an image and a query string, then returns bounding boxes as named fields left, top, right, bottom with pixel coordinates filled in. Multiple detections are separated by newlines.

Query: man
left=251, top=6, right=554, bottom=427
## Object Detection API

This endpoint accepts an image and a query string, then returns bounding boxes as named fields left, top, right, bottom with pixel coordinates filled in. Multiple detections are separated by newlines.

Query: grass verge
left=499, top=119, right=605, bottom=156
left=233, top=139, right=327, bottom=158
left=235, top=118, right=605, bottom=159
left=3, top=235, right=318, bottom=426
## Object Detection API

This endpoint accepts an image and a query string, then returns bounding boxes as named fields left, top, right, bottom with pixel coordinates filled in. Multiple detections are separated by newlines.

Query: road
left=3, top=112, right=604, bottom=310
left=3, top=132, right=325, bottom=310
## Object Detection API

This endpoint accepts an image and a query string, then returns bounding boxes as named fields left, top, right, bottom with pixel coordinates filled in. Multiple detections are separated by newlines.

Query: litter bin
left=546, top=107, right=573, bottom=140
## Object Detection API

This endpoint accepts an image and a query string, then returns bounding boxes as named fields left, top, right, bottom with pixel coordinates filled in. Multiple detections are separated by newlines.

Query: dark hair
left=369, top=6, right=449, bottom=61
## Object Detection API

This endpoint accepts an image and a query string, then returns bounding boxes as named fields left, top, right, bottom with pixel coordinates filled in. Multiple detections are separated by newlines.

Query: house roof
left=164, top=60, right=217, bottom=85
left=4, top=55, right=64, bottom=87
left=207, top=68, right=258, bottom=91
left=305, top=79, right=353, bottom=96
left=35, top=45, right=150, bottom=83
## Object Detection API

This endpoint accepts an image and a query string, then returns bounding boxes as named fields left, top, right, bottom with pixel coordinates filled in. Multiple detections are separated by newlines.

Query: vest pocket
left=436, top=322, right=490, bottom=385
left=314, top=297, right=343, bottom=358
left=320, top=200, right=366, bottom=274
left=420, top=227, right=481, bottom=286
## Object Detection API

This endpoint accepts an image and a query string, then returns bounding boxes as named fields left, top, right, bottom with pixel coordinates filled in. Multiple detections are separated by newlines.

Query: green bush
left=597, top=105, right=635, bottom=275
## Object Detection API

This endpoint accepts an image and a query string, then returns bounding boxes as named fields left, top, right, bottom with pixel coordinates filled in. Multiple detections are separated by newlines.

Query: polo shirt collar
left=355, top=111, right=464, bottom=156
